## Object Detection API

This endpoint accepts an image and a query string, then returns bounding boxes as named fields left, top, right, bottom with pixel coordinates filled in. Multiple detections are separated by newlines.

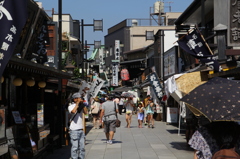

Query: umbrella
left=121, top=92, right=136, bottom=98
left=180, top=77, right=240, bottom=122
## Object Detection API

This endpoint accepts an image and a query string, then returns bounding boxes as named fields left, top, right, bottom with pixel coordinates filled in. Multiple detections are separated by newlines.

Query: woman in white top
left=124, top=97, right=135, bottom=128
left=91, top=97, right=101, bottom=129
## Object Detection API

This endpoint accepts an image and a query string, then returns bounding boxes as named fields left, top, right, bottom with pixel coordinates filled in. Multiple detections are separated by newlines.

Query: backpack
left=212, top=148, right=240, bottom=159
left=120, top=69, right=129, bottom=81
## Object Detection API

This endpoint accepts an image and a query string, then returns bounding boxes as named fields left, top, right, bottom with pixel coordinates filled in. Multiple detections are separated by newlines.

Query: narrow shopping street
left=46, top=114, right=193, bottom=159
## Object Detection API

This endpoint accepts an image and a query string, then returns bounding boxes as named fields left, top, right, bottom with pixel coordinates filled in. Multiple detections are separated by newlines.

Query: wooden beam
left=226, top=49, right=240, bottom=56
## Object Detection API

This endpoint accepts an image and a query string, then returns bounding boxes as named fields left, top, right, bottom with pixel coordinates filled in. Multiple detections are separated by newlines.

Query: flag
left=0, top=0, right=28, bottom=76
left=88, top=77, right=104, bottom=98
left=177, top=28, right=221, bottom=72
left=148, top=72, right=163, bottom=100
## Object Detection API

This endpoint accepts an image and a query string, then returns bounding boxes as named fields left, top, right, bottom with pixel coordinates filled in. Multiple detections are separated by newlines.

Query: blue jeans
left=69, top=129, right=85, bottom=159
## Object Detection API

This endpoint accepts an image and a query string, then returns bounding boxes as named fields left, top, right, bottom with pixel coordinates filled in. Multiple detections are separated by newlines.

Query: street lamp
left=81, top=19, right=103, bottom=80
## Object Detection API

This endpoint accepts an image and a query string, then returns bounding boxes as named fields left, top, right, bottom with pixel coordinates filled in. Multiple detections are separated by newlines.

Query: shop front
left=0, top=57, right=71, bottom=158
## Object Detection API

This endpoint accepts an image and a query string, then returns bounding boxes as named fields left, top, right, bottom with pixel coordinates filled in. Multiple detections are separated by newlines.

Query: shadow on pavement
left=169, top=141, right=194, bottom=151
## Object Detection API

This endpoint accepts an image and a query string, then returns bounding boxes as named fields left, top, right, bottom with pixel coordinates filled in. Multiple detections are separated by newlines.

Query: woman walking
left=146, top=98, right=155, bottom=128
left=124, top=97, right=135, bottom=128
left=91, top=97, right=101, bottom=129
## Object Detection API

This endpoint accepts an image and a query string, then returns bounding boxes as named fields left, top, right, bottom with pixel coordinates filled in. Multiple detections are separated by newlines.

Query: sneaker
left=152, top=125, right=155, bottom=129
left=108, top=140, right=112, bottom=145
left=106, top=140, right=110, bottom=144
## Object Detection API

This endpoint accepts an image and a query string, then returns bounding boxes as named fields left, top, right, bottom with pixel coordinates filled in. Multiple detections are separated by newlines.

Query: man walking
left=100, top=95, right=118, bottom=144
left=68, top=92, right=88, bottom=159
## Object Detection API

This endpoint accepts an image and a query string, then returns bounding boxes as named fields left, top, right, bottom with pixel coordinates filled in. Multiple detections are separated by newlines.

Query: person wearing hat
left=68, top=92, right=88, bottom=159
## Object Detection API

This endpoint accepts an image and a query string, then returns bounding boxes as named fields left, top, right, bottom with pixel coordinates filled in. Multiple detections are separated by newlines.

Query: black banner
left=35, top=19, right=49, bottom=64
left=177, top=29, right=221, bottom=72
left=0, top=0, right=28, bottom=76
left=148, top=72, right=163, bottom=100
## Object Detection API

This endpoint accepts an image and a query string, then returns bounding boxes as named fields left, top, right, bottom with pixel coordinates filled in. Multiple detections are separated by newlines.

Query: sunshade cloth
left=175, top=71, right=207, bottom=95
left=180, top=77, right=240, bottom=121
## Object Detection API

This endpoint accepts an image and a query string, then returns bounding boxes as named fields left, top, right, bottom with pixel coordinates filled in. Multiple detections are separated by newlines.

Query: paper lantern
left=38, top=81, right=46, bottom=88
left=26, top=79, right=35, bottom=87
left=13, top=77, right=23, bottom=86
left=1, top=76, right=4, bottom=83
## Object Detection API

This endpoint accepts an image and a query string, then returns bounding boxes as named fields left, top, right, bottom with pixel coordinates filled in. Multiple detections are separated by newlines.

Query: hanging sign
left=148, top=72, right=163, bottom=100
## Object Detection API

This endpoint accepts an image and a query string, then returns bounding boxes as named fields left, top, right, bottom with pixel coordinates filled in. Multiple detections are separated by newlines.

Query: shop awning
left=7, top=57, right=72, bottom=79
left=120, top=58, right=145, bottom=64
left=111, top=86, right=133, bottom=93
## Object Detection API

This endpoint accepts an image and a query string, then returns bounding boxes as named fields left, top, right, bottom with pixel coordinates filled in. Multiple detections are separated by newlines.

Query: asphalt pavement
left=45, top=113, right=194, bottom=159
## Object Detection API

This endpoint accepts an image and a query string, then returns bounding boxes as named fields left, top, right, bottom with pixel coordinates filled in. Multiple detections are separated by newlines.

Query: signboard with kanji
left=148, top=72, right=163, bottom=100
left=228, top=0, right=240, bottom=46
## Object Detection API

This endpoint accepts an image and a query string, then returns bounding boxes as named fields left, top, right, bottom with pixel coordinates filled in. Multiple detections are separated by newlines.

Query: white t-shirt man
left=68, top=103, right=84, bottom=130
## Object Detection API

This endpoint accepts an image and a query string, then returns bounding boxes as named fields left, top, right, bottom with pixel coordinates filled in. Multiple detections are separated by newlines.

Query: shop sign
left=112, top=63, right=118, bottom=86
left=229, top=0, right=240, bottom=46
left=164, top=47, right=176, bottom=77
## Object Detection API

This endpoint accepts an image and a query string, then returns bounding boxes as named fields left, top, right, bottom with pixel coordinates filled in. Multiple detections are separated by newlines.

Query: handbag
left=114, top=102, right=121, bottom=128
left=116, top=119, right=121, bottom=127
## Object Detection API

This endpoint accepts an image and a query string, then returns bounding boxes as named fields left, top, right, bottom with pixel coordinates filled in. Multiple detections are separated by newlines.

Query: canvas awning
left=111, top=86, right=133, bottom=93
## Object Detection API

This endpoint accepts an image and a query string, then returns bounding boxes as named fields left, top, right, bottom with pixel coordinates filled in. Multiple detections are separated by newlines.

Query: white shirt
left=119, top=98, right=124, bottom=105
left=68, top=103, right=83, bottom=130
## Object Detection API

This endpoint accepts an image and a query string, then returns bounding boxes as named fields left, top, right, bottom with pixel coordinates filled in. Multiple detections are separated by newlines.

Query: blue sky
left=38, top=0, right=193, bottom=53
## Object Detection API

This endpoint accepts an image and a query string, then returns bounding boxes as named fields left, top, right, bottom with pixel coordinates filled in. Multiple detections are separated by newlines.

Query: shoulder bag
left=114, top=102, right=121, bottom=127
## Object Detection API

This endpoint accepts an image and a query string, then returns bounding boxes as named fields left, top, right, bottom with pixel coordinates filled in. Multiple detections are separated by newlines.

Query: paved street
left=46, top=114, right=194, bottom=159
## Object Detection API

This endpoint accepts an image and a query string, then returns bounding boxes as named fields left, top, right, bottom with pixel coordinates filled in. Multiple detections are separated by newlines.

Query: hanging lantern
left=13, top=77, right=23, bottom=86
left=38, top=81, right=46, bottom=88
left=1, top=76, right=4, bottom=83
left=26, top=78, right=35, bottom=87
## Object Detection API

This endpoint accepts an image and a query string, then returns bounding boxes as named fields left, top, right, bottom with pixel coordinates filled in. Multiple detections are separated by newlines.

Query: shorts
left=138, top=113, right=144, bottom=121
left=104, top=120, right=116, bottom=133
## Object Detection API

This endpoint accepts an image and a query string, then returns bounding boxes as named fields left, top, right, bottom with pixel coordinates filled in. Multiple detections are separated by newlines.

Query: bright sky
left=37, top=0, right=193, bottom=54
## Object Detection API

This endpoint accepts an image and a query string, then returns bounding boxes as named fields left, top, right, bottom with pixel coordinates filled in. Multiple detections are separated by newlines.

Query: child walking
left=137, top=102, right=144, bottom=128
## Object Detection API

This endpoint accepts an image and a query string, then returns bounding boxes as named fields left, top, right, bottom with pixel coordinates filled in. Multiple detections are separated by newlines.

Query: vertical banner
left=112, top=64, right=118, bottom=86
left=88, top=77, right=104, bottom=98
left=112, top=40, right=120, bottom=86
left=0, top=0, right=28, bottom=76
left=115, top=40, right=120, bottom=60
left=148, top=72, right=163, bottom=100
left=99, top=48, right=104, bottom=73
left=36, top=20, right=49, bottom=64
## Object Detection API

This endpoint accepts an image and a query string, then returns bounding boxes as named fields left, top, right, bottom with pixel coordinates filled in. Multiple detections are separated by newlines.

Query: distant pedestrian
left=137, top=102, right=144, bottom=128
left=100, top=95, right=119, bottom=144
left=118, top=96, right=124, bottom=115
left=91, top=97, right=101, bottom=129
left=143, top=95, right=151, bottom=125
left=68, top=93, right=88, bottom=159
left=146, top=98, right=155, bottom=128
left=124, top=97, right=135, bottom=128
